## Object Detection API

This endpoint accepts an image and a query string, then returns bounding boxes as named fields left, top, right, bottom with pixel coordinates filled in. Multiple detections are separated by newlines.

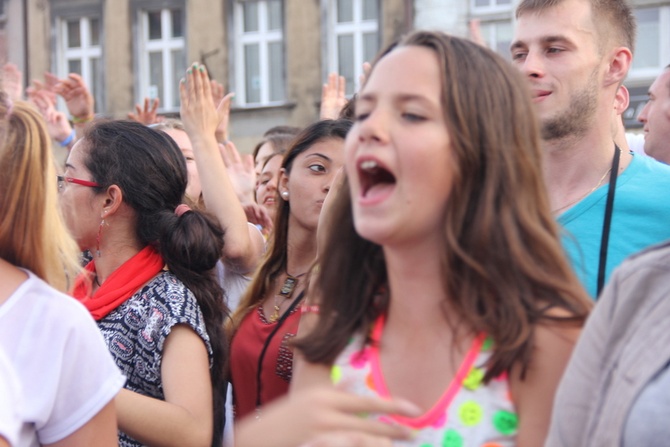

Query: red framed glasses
left=57, top=175, right=101, bottom=191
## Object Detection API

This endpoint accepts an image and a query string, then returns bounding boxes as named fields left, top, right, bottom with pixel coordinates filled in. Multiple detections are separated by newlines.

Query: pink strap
left=369, top=314, right=487, bottom=429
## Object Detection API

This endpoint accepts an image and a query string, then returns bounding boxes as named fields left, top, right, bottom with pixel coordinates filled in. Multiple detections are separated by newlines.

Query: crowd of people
left=1, top=0, right=670, bottom=446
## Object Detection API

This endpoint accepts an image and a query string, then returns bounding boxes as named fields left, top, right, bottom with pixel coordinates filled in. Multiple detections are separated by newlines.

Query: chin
left=353, top=219, right=392, bottom=246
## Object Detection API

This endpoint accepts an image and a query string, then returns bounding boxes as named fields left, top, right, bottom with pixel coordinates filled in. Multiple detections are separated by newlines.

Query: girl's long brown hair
left=295, top=31, right=592, bottom=381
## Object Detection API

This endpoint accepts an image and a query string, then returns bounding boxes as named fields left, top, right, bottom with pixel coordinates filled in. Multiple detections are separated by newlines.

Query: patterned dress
left=331, top=315, right=518, bottom=447
left=97, top=271, right=212, bottom=447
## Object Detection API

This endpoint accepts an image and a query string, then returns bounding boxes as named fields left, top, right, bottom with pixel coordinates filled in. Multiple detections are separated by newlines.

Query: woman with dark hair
left=228, top=118, right=351, bottom=419
left=60, top=120, right=228, bottom=447
left=292, top=31, right=592, bottom=446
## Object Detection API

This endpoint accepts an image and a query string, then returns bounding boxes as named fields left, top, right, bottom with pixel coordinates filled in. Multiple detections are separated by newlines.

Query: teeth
left=360, top=160, right=378, bottom=171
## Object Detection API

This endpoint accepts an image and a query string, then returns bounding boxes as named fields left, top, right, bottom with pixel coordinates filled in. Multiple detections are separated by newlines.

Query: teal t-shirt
left=559, top=154, right=670, bottom=298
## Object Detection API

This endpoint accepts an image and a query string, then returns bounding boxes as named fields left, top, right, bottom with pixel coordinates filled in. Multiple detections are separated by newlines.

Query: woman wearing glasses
left=59, top=119, right=229, bottom=447
left=0, top=99, right=124, bottom=446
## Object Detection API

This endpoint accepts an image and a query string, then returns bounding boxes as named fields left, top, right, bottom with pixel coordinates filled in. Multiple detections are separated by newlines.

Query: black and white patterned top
left=97, top=270, right=212, bottom=447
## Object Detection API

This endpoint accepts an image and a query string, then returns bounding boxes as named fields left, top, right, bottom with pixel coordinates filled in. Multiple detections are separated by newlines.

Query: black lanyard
left=596, top=145, right=621, bottom=297
left=255, top=290, right=305, bottom=411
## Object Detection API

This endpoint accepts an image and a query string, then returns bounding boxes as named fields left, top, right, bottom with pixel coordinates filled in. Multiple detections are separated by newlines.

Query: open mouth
left=358, top=159, right=396, bottom=198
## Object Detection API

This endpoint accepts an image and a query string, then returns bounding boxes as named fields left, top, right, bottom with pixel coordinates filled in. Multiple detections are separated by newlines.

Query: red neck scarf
left=72, top=246, right=165, bottom=320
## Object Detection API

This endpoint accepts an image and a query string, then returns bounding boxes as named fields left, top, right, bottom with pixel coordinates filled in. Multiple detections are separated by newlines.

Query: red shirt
left=230, top=305, right=301, bottom=419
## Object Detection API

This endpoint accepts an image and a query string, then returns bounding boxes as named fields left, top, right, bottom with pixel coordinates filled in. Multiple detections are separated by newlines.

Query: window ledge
left=231, top=102, right=297, bottom=113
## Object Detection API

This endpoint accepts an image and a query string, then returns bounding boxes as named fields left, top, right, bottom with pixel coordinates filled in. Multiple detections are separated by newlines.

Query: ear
left=100, top=184, right=124, bottom=218
left=604, top=46, right=632, bottom=87
left=279, top=168, right=289, bottom=199
left=614, top=85, right=630, bottom=115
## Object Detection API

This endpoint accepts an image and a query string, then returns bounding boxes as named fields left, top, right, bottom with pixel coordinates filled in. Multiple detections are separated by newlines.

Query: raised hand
left=2, top=63, right=23, bottom=101
left=28, top=89, right=74, bottom=144
left=320, top=73, right=347, bottom=120
left=180, top=63, right=224, bottom=140
left=468, top=19, right=487, bottom=47
left=180, top=62, right=265, bottom=274
left=128, top=97, right=162, bottom=125
left=54, top=73, right=94, bottom=121
left=219, top=140, right=256, bottom=205
left=358, top=62, right=372, bottom=91
left=212, top=80, right=233, bottom=144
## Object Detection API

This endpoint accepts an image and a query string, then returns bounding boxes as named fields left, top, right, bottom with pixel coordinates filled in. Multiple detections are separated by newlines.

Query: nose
left=357, top=108, right=389, bottom=145
left=637, top=100, right=650, bottom=124
left=520, top=50, right=545, bottom=79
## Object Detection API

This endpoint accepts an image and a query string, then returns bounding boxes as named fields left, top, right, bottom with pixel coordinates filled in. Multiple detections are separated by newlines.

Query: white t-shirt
left=0, top=347, right=22, bottom=446
left=0, top=271, right=125, bottom=447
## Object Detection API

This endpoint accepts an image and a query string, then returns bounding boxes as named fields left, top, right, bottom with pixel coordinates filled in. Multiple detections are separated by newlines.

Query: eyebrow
left=304, top=153, right=333, bottom=162
left=510, top=35, right=573, bottom=51
left=358, top=92, right=433, bottom=104
left=64, top=162, right=77, bottom=170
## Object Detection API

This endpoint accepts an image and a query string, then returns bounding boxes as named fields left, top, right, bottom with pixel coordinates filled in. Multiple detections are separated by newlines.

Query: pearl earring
left=281, top=191, right=289, bottom=200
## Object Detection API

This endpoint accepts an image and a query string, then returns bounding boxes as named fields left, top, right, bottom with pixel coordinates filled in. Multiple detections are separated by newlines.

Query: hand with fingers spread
left=320, top=73, right=347, bottom=120
left=180, top=62, right=265, bottom=274
left=54, top=73, right=94, bottom=122
left=235, top=387, right=420, bottom=447
left=2, top=63, right=24, bottom=101
left=128, top=97, right=162, bottom=125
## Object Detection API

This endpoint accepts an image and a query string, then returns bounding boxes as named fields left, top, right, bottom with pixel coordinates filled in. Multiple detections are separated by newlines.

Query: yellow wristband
left=72, top=114, right=94, bottom=124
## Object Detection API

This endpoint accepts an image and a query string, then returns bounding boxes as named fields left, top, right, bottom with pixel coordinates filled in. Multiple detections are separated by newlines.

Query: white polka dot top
left=330, top=314, right=518, bottom=447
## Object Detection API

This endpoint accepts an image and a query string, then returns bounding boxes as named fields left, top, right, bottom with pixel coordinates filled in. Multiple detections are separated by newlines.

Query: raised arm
left=320, top=73, right=347, bottom=120
left=179, top=63, right=264, bottom=274
left=28, top=89, right=77, bottom=150
left=53, top=73, right=95, bottom=138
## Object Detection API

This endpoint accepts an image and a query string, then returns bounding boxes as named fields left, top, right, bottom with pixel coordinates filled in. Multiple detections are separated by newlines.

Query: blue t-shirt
left=559, top=154, right=670, bottom=298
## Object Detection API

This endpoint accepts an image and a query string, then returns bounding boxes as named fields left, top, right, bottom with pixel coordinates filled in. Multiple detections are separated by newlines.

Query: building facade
left=2, top=0, right=667, bottom=152
left=3, top=0, right=410, bottom=152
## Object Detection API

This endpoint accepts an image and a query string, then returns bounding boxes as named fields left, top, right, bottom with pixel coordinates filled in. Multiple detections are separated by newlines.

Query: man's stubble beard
left=541, top=69, right=599, bottom=142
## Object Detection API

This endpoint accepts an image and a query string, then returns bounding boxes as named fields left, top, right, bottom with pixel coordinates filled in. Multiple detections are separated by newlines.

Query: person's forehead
left=662, top=69, right=670, bottom=96
left=649, top=70, right=670, bottom=95
left=514, top=0, right=596, bottom=41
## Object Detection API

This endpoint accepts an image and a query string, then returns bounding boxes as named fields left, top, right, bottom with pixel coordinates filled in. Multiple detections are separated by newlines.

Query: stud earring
left=281, top=191, right=289, bottom=200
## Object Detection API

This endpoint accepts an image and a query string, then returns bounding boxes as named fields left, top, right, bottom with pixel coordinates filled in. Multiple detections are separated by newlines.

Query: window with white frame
left=327, top=0, right=379, bottom=95
left=234, top=0, right=285, bottom=106
left=479, top=20, right=513, bottom=59
left=471, top=0, right=511, bottom=13
left=138, top=8, right=186, bottom=111
left=629, top=6, right=670, bottom=80
left=57, top=16, right=103, bottom=112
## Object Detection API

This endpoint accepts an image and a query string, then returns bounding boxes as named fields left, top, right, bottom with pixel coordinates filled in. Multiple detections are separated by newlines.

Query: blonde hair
left=0, top=101, right=81, bottom=291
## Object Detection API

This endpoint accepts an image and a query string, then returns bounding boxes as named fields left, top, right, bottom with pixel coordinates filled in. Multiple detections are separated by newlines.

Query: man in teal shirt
left=511, top=0, right=670, bottom=298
